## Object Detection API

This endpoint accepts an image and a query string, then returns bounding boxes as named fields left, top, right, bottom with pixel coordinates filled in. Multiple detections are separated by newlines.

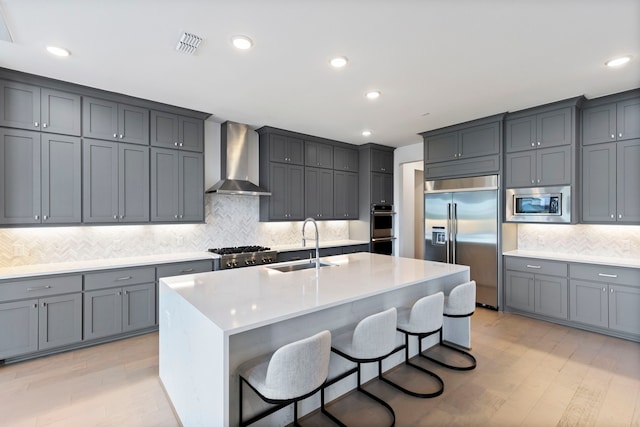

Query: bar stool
left=238, top=330, right=332, bottom=426
left=383, top=292, right=445, bottom=398
left=422, top=280, right=477, bottom=371
left=321, top=307, right=401, bottom=427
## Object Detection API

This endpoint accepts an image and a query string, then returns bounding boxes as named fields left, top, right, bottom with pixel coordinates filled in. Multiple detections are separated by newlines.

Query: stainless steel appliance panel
left=505, top=186, right=571, bottom=223
left=424, top=192, right=451, bottom=264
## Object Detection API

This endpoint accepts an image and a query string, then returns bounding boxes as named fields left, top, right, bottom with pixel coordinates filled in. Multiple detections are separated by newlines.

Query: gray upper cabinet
left=506, top=107, right=572, bottom=153
left=0, top=81, right=81, bottom=136
left=333, top=146, right=358, bottom=172
left=83, top=140, right=149, bottom=223
left=371, top=172, right=393, bottom=205
left=150, top=111, right=204, bottom=152
left=424, top=131, right=459, bottom=163
left=505, top=145, right=571, bottom=188
left=305, top=167, right=333, bottom=219
left=371, top=148, right=393, bottom=173
left=616, top=139, right=640, bottom=223
left=262, top=162, right=305, bottom=221
left=150, top=147, right=204, bottom=222
left=334, top=171, right=358, bottom=219
left=268, top=134, right=304, bottom=165
left=83, top=97, right=149, bottom=145
left=582, top=94, right=640, bottom=145
left=0, top=129, right=81, bottom=225
left=305, top=140, right=333, bottom=169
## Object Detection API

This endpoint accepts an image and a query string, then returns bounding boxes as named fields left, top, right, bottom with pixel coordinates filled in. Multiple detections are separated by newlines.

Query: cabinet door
left=334, top=171, right=358, bottom=219
left=122, top=283, right=156, bottom=332
left=150, top=147, right=180, bottom=222
left=268, top=162, right=288, bottom=219
left=0, top=81, right=40, bottom=130
left=371, top=172, right=393, bottom=205
left=40, top=89, right=81, bottom=136
left=84, top=288, right=123, bottom=340
left=425, top=132, right=459, bottom=163
left=505, top=151, right=535, bottom=188
left=616, top=97, right=640, bottom=141
left=118, top=104, right=149, bottom=145
left=179, top=116, right=204, bottom=152
left=582, top=104, right=617, bottom=146
left=150, top=111, right=179, bottom=149
left=505, top=115, right=536, bottom=153
left=537, top=145, right=571, bottom=186
left=119, top=143, right=149, bottom=222
left=82, top=97, right=118, bottom=140
left=83, top=140, right=119, bottom=223
left=582, top=143, right=616, bottom=222
left=38, top=293, right=82, bottom=350
left=179, top=151, right=204, bottom=222
left=41, top=134, right=81, bottom=224
left=269, top=135, right=304, bottom=165
left=333, top=146, right=358, bottom=171
left=305, top=167, right=333, bottom=219
left=537, top=107, right=572, bottom=149
left=0, top=129, right=40, bottom=224
left=569, top=279, right=608, bottom=328
left=371, top=148, right=393, bottom=173
left=459, top=122, right=500, bottom=159
left=0, top=299, right=38, bottom=359
left=616, top=139, right=640, bottom=223
left=505, top=270, right=535, bottom=312
left=608, top=285, right=640, bottom=335
left=534, top=275, right=567, bottom=319
left=287, top=165, right=305, bottom=220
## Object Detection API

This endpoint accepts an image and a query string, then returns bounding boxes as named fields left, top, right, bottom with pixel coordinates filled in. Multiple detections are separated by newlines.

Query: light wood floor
left=1, top=309, right=639, bottom=426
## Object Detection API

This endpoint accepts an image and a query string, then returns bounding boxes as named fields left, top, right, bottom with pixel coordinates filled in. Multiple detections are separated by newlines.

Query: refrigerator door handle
left=452, top=203, right=457, bottom=264
left=446, top=203, right=452, bottom=264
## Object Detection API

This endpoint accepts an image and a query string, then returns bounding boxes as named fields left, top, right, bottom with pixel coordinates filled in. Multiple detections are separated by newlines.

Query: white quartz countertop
left=0, top=252, right=217, bottom=280
left=160, top=252, right=469, bottom=335
left=270, top=239, right=369, bottom=252
left=503, top=250, right=640, bottom=269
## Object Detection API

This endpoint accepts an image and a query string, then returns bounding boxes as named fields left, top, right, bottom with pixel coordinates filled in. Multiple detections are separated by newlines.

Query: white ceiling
left=1, top=0, right=639, bottom=148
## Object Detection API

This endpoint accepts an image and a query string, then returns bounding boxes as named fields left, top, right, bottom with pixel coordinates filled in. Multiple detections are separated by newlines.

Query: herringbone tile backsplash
left=0, top=196, right=349, bottom=267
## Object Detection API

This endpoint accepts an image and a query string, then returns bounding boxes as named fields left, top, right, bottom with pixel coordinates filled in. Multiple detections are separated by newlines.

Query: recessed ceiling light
left=231, top=35, right=253, bottom=50
left=362, top=130, right=372, bottom=137
left=365, top=91, right=381, bottom=100
left=330, top=56, right=348, bottom=68
left=605, top=56, right=631, bottom=67
left=46, top=46, right=70, bottom=57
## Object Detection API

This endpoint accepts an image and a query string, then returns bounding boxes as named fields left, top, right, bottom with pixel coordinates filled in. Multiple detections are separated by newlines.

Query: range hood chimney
left=205, top=121, right=271, bottom=196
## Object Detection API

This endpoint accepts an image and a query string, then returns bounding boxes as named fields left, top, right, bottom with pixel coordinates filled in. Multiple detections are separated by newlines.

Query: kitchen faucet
left=302, top=217, right=320, bottom=270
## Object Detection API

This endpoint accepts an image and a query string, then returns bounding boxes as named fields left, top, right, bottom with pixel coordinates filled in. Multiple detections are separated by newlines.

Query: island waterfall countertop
left=159, top=253, right=470, bottom=427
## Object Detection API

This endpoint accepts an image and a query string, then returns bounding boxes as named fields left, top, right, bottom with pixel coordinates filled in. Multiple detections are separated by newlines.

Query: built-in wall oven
left=370, top=204, right=395, bottom=255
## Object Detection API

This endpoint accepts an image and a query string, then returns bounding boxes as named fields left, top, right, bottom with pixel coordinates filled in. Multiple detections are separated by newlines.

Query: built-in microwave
left=505, top=186, right=571, bottom=223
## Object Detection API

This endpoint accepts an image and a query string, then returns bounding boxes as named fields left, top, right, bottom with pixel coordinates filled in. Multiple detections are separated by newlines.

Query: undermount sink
left=267, top=260, right=337, bottom=273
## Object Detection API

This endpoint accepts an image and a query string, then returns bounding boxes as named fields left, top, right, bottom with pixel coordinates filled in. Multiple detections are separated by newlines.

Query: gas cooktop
left=208, top=246, right=277, bottom=269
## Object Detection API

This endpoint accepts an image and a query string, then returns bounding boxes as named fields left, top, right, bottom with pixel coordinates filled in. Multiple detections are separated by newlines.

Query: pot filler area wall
left=0, top=195, right=349, bottom=267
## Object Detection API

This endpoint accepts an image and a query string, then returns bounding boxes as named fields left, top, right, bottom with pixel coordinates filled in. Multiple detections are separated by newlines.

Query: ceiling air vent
left=176, top=32, right=202, bottom=54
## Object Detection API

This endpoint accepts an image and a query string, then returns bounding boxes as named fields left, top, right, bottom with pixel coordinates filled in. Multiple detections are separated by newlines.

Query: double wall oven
left=370, top=204, right=395, bottom=255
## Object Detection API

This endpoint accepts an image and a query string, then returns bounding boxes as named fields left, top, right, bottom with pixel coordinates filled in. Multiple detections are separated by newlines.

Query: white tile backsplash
left=517, top=224, right=640, bottom=258
left=0, top=195, right=349, bottom=267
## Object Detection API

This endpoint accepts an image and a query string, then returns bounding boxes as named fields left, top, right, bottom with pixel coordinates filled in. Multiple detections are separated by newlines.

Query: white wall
left=393, top=142, right=423, bottom=257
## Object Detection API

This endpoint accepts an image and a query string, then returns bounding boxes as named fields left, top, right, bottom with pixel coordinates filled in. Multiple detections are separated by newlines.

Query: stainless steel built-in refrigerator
left=424, top=175, right=499, bottom=308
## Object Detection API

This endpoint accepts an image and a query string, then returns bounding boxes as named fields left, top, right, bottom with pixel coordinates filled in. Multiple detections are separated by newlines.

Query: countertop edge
left=503, top=250, right=640, bottom=269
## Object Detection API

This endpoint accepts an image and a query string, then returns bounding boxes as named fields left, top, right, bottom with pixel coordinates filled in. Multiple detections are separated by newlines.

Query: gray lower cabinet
left=0, top=274, right=83, bottom=360
left=83, top=140, right=149, bottom=223
left=504, top=257, right=568, bottom=320
left=0, top=129, right=81, bottom=225
left=83, top=97, right=149, bottom=145
left=305, top=167, right=333, bottom=219
left=569, top=263, right=640, bottom=337
left=505, top=145, right=571, bottom=187
left=333, top=171, right=358, bottom=219
left=150, top=111, right=204, bottom=152
left=582, top=139, right=640, bottom=224
left=150, top=147, right=204, bottom=222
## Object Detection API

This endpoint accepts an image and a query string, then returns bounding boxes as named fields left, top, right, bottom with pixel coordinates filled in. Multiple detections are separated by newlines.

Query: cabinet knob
left=179, top=142, right=184, bottom=147
left=602, top=287, right=606, bottom=292
left=610, top=288, right=614, bottom=293
left=43, top=215, right=48, bottom=220
left=43, top=123, right=48, bottom=128
left=174, top=142, right=178, bottom=146
left=113, top=215, right=117, bottom=219
left=113, top=133, right=118, bottom=138
left=531, top=180, right=534, bottom=184
left=531, top=142, right=535, bottom=147
left=611, top=214, right=615, bottom=219
left=33, top=303, right=38, bottom=308
left=34, top=121, right=39, bottom=127
left=174, top=214, right=178, bottom=219
left=119, top=215, right=124, bottom=219
left=611, top=134, right=615, bottom=139
left=119, top=134, right=124, bottom=139
left=34, top=215, right=39, bottom=220
left=618, top=214, right=622, bottom=219
left=537, top=179, right=540, bottom=183
left=179, top=214, right=183, bottom=219
left=117, top=291, right=122, bottom=296
left=619, top=133, right=623, bottom=138
left=454, top=153, right=458, bottom=158
left=537, top=141, right=541, bottom=146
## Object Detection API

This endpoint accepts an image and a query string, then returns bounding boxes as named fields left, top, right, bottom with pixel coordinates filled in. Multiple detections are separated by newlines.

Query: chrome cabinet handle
left=43, top=215, right=48, bottom=220
left=116, top=276, right=133, bottom=281
left=34, top=121, right=39, bottom=127
left=530, top=142, right=535, bottom=147
left=117, top=291, right=122, bottom=296
left=119, top=215, right=124, bottom=219
left=34, top=215, right=39, bottom=220
left=618, top=214, right=622, bottom=219
left=43, top=123, right=48, bottom=128
left=526, top=264, right=541, bottom=269
left=537, top=141, right=541, bottom=146
left=611, top=214, right=615, bottom=219
left=598, top=273, right=618, bottom=278
left=119, top=134, right=123, bottom=139
left=602, top=287, right=606, bottom=292
left=619, top=132, right=623, bottom=138
left=42, top=302, right=46, bottom=307
left=181, top=268, right=194, bottom=273
left=27, top=285, right=52, bottom=291
left=33, top=303, right=38, bottom=308
left=113, top=215, right=117, bottom=219
left=113, top=133, right=118, bottom=138
left=179, top=142, right=183, bottom=147
left=174, top=142, right=178, bottom=146
left=610, top=288, right=614, bottom=293
left=611, top=134, right=615, bottom=139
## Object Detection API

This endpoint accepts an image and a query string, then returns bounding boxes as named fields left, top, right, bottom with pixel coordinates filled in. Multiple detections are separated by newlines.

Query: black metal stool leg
left=420, top=327, right=477, bottom=371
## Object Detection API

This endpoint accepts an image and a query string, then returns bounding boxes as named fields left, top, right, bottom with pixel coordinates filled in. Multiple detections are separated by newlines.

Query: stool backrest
left=409, top=292, right=444, bottom=332
left=447, top=280, right=476, bottom=315
left=351, top=307, right=397, bottom=359
left=265, top=330, right=331, bottom=399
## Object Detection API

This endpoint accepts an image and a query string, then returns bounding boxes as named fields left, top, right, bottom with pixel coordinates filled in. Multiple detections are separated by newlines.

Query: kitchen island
left=159, top=253, right=470, bottom=427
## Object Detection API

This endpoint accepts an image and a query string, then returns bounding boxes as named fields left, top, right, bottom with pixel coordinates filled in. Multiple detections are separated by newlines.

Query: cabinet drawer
left=0, top=275, right=82, bottom=302
left=84, top=267, right=155, bottom=291
left=504, top=257, right=567, bottom=277
left=570, top=263, right=640, bottom=286
left=156, top=260, right=212, bottom=279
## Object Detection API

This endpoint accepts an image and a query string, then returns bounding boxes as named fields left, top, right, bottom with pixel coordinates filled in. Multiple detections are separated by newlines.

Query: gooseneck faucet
left=302, top=217, right=320, bottom=270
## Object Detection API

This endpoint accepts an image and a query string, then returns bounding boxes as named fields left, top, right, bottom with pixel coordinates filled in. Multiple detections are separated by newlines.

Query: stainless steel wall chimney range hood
left=205, top=121, right=271, bottom=196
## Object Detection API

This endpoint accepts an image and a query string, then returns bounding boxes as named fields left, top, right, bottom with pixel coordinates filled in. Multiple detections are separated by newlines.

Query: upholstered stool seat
left=238, top=330, right=333, bottom=426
